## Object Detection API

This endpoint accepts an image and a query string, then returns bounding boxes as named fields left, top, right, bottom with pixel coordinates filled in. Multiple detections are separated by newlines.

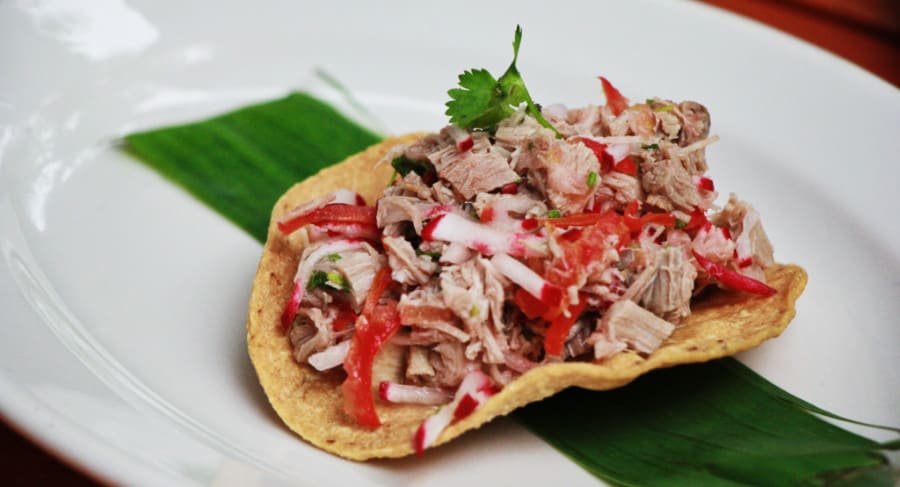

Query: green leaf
left=124, top=92, right=381, bottom=242
left=306, top=271, right=329, bottom=291
left=514, top=359, right=897, bottom=486
left=445, top=26, right=560, bottom=136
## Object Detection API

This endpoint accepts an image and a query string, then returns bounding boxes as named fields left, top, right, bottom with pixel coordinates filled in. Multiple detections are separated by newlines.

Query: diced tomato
left=613, top=156, right=637, bottom=176
left=480, top=206, right=495, bottom=223
left=341, top=301, right=401, bottom=428
left=682, top=207, right=710, bottom=233
left=599, top=77, right=629, bottom=116
left=332, top=302, right=358, bottom=332
left=514, top=288, right=549, bottom=319
left=544, top=296, right=588, bottom=357
left=575, top=137, right=613, bottom=172
left=696, top=176, right=715, bottom=191
left=278, top=204, right=376, bottom=235
left=500, top=182, right=519, bottom=194
left=691, top=250, right=776, bottom=296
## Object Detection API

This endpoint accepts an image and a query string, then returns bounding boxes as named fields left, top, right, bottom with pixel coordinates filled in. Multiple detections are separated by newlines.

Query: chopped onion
left=412, top=370, right=496, bottom=454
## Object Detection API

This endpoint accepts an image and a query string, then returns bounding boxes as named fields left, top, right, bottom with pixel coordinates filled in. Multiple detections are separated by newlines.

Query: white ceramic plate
left=2, top=1, right=898, bottom=485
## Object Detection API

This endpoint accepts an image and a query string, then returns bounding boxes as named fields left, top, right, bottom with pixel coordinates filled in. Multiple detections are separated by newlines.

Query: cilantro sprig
left=445, top=26, right=560, bottom=137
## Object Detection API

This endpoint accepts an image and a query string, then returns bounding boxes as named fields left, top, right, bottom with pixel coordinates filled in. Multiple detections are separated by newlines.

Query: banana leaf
left=123, top=92, right=898, bottom=486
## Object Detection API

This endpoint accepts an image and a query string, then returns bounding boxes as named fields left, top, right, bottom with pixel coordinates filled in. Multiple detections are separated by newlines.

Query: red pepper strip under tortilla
left=692, top=250, right=776, bottom=296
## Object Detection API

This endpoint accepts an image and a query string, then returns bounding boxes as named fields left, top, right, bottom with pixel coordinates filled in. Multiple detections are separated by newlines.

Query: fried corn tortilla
left=247, top=135, right=807, bottom=460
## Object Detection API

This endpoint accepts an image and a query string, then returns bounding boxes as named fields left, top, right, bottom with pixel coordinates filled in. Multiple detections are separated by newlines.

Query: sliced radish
left=490, top=253, right=562, bottom=307
left=378, top=382, right=452, bottom=405
left=421, top=213, right=530, bottom=257
left=308, top=340, right=351, bottom=371
left=692, top=175, right=715, bottom=192
left=412, top=370, right=497, bottom=455
left=604, top=142, right=630, bottom=163
left=446, top=125, right=473, bottom=152
left=315, top=222, right=379, bottom=241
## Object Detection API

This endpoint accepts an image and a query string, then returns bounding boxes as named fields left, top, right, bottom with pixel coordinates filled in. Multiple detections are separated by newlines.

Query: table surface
left=2, top=1, right=898, bottom=485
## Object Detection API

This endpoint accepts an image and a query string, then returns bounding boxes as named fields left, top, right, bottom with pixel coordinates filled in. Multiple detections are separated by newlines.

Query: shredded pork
left=282, top=93, right=776, bottom=392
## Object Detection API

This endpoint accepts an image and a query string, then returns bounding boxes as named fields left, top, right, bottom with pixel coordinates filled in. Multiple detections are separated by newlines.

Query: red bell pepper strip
left=540, top=212, right=603, bottom=228
left=544, top=297, right=588, bottom=357
left=599, top=77, right=629, bottom=116
left=480, top=206, right=495, bottom=223
left=613, top=156, right=637, bottom=176
left=623, top=200, right=675, bottom=233
left=342, top=301, right=401, bottom=428
left=277, top=203, right=376, bottom=235
left=362, top=267, right=391, bottom=318
left=342, top=266, right=398, bottom=428
left=691, top=250, right=776, bottom=296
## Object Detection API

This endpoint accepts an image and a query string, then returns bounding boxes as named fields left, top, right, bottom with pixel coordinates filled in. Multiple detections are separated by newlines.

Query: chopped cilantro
left=326, top=271, right=350, bottom=291
left=415, top=249, right=441, bottom=261
left=326, top=253, right=342, bottom=262
left=653, top=105, right=674, bottom=112
left=645, top=98, right=655, bottom=105
left=307, top=270, right=349, bottom=291
left=546, top=209, right=561, bottom=219
left=445, top=26, right=560, bottom=137
left=641, top=143, right=659, bottom=150
left=391, top=155, right=434, bottom=177
left=675, top=219, right=688, bottom=229
left=587, top=171, right=598, bottom=188
left=306, top=271, right=329, bottom=290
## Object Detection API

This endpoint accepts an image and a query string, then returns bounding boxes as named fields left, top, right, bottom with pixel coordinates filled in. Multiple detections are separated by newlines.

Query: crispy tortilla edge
left=246, top=135, right=808, bottom=460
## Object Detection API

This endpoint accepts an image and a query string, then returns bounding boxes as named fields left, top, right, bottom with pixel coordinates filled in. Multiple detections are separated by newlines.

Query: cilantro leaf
left=391, top=155, right=434, bottom=177
left=307, top=271, right=329, bottom=291
left=445, top=26, right=560, bottom=136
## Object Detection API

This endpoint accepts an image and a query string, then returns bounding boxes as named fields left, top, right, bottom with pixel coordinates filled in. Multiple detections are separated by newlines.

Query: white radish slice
left=307, top=340, right=351, bottom=371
